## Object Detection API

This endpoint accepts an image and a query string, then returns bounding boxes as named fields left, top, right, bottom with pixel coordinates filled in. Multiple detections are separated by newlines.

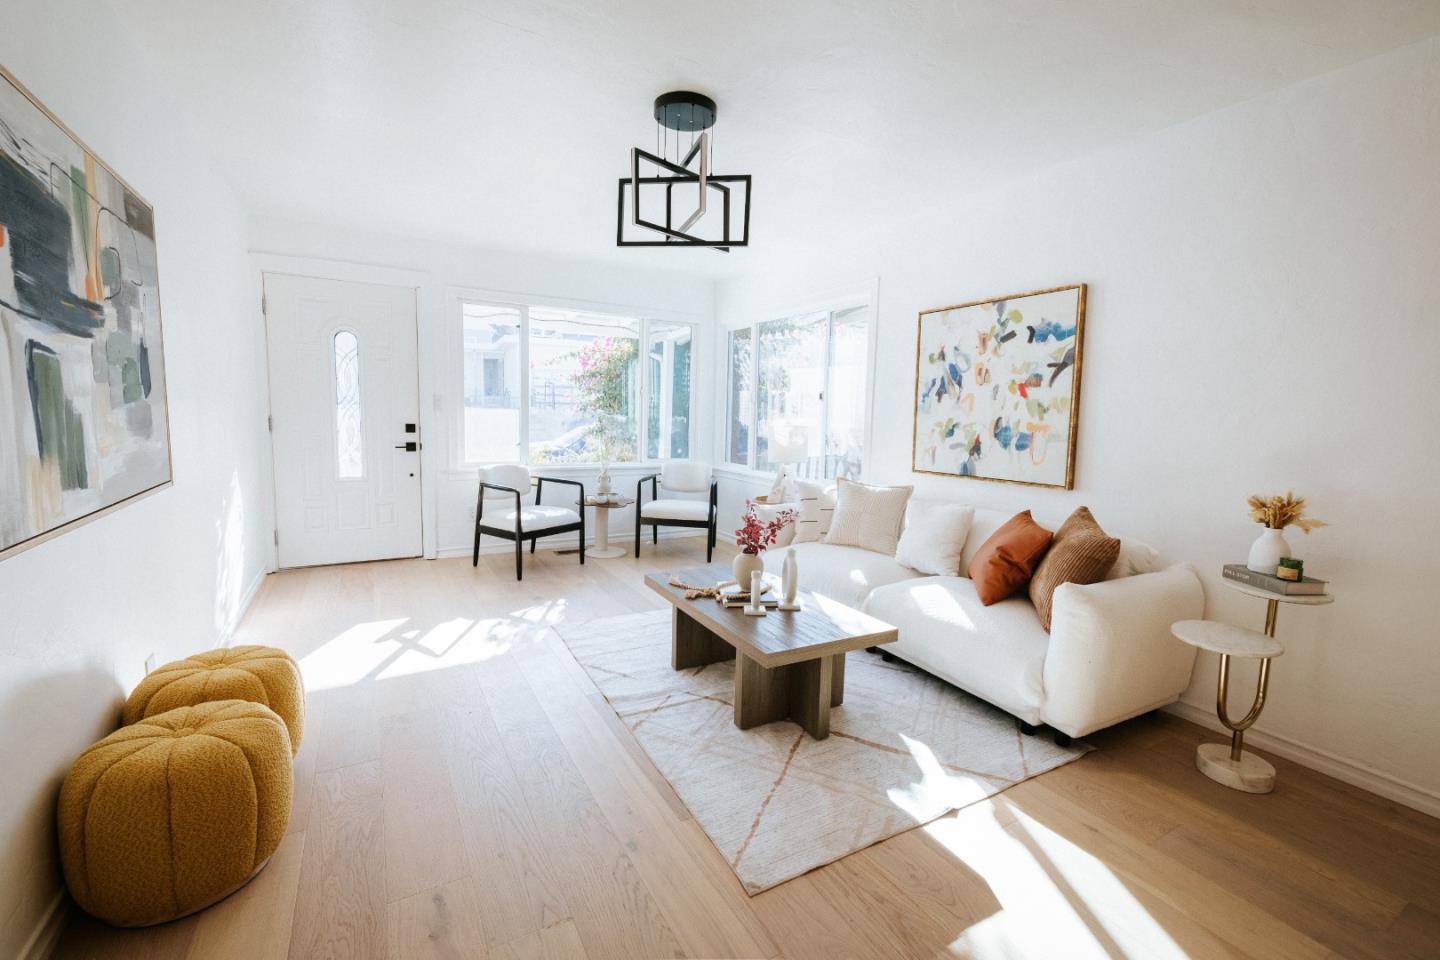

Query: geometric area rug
left=556, top=610, right=1090, bottom=894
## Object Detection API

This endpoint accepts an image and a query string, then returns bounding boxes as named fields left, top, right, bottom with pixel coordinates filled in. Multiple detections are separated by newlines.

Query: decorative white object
left=766, top=466, right=789, bottom=502
left=596, top=463, right=612, bottom=497
left=733, top=551, right=763, bottom=587
left=778, top=548, right=801, bottom=610
left=744, top=570, right=767, bottom=616
left=824, top=478, right=913, bottom=555
left=1246, top=527, right=1291, bottom=574
left=894, top=501, right=976, bottom=575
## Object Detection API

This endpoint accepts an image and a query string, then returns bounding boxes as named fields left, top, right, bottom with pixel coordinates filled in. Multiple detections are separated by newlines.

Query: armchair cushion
left=480, top=464, right=531, bottom=499
left=483, top=505, right=580, bottom=532
left=660, top=460, right=711, bottom=492
left=640, top=499, right=711, bottom=522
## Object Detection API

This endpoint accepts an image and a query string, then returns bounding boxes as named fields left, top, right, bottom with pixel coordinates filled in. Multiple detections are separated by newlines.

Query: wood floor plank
left=185, top=832, right=307, bottom=960
left=471, top=654, right=689, bottom=959
left=515, top=632, right=781, bottom=960
left=287, top=762, right=389, bottom=960
left=388, top=875, right=489, bottom=960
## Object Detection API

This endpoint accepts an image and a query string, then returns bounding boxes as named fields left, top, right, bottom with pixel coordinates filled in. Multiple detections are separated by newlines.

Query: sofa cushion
left=824, top=478, right=912, bottom=555
left=1029, top=506, right=1121, bottom=631
left=641, top=499, right=710, bottom=522
left=895, top=500, right=975, bottom=576
left=967, top=510, right=1054, bottom=605
left=762, top=541, right=921, bottom=610
left=864, top=577, right=1051, bottom=722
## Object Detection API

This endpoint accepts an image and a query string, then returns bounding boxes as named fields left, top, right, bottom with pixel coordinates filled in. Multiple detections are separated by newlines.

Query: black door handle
left=395, top=441, right=418, bottom=452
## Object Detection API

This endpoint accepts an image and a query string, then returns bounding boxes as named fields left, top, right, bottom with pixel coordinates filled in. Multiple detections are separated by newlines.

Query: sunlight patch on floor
left=887, top=733, right=996, bottom=817
left=299, top=618, right=408, bottom=690
left=926, top=801, right=1187, bottom=960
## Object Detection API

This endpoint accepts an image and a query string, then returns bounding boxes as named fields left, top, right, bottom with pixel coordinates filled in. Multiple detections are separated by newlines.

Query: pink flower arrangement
left=735, top=501, right=795, bottom=555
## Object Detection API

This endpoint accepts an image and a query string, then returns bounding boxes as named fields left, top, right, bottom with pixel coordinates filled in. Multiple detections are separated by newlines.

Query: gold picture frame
left=911, top=283, right=1086, bottom=490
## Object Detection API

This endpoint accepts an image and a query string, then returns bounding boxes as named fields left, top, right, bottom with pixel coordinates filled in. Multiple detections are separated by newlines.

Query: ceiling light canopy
left=617, top=90, right=750, bottom=252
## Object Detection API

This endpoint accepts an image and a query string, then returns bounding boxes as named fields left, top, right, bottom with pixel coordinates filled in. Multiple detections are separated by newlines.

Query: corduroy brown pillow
left=967, top=510, right=1054, bottom=605
left=1029, top=506, right=1122, bottom=630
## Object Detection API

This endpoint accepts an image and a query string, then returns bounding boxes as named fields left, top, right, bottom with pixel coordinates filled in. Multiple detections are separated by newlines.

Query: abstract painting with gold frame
left=911, top=284, right=1085, bottom=490
left=0, top=65, right=172, bottom=560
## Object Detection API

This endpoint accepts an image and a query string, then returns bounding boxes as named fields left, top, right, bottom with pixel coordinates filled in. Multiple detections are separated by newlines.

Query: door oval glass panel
left=333, top=330, right=364, bottom=478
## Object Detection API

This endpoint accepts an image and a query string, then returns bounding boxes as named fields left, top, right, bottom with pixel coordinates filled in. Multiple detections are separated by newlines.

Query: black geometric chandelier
left=616, top=90, right=751, bottom=252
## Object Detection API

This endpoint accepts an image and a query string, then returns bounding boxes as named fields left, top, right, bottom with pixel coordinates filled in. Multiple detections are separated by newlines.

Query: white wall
left=715, top=38, right=1440, bottom=811
left=0, top=3, right=272, bottom=956
left=248, top=218, right=717, bottom=558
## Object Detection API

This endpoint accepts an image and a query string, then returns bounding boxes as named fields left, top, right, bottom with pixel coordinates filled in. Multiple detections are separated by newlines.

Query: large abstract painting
left=1, top=67, right=171, bottom=559
left=912, top=284, right=1085, bottom=489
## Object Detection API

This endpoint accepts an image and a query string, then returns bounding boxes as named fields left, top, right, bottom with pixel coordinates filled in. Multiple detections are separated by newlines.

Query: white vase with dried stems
left=1245, top=492, right=1327, bottom=574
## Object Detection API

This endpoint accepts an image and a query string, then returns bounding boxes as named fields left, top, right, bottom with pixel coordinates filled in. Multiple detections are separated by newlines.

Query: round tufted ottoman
left=123, top=645, right=304, bottom=754
left=58, top=700, right=293, bottom=927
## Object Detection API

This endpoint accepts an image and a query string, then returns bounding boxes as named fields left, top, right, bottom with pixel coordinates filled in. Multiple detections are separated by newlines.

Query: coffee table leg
left=734, top=653, right=833, bottom=740
left=830, top=652, right=846, bottom=707
left=672, top=608, right=736, bottom=670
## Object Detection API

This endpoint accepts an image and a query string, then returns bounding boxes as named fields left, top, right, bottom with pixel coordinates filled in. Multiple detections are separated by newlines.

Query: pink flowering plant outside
left=735, top=500, right=796, bottom=555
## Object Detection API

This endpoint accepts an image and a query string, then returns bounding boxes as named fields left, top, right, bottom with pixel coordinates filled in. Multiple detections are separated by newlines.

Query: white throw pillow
left=895, top=501, right=976, bottom=575
left=792, top=480, right=836, bottom=544
left=750, top=502, right=797, bottom=547
left=824, top=478, right=913, bottom=555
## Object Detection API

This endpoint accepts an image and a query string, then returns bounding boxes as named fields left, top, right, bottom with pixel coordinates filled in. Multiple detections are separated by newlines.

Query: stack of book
left=716, top=584, right=778, bottom=609
left=1222, top=563, right=1328, bottom=595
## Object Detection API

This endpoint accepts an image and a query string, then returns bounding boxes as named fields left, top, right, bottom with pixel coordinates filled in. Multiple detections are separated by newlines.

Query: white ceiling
left=115, top=0, right=1440, bottom=278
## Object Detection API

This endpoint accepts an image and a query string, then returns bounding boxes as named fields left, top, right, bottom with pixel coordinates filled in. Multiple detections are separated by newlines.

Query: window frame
left=720, top=289, right=875, bottom=481
left=450, top=292, right=700, bottom=470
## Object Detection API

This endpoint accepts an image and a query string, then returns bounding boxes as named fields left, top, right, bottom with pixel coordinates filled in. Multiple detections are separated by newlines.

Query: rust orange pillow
left=967, top=510, right=1054, bottom=605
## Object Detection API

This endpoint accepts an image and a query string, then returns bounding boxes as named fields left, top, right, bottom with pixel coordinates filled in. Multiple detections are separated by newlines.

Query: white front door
left=264, top=274, right=422, bottom=568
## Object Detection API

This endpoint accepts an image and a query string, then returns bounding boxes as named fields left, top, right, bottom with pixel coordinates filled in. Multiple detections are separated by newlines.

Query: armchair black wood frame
left=634, top=474, right=719, bottom=562
left=473, top=476, right=586, bottom=580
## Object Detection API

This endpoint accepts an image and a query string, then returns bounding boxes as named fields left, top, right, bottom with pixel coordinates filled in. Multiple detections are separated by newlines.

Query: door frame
left=252, top=253, right=438, bottom=570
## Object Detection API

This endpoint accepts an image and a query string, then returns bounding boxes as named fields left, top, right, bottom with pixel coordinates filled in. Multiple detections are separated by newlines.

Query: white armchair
left=635, top=461, right=719, bottom=561
left=473, top=465, right=585, bottom=580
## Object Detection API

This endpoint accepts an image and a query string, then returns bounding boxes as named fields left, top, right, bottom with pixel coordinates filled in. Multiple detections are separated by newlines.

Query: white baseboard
left=17, top=892, right=65, bottom=960
left=1165, top=701, right=1440, bottom=819
left=437, top=526, right=705, bottom=560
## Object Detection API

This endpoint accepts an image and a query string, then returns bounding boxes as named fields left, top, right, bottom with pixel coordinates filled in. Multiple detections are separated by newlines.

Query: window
left=458, top=299, right=696, bottom=466
left=725, top=328, right=751, bottom=465
left=333, top=330, right=364, bottom=478
left=646, top=320, right=692, bottom=460
left=529, top=309, right=639, bottom=464
left=462, top=304, right=521, bottom=463
left=725, top=302, right=870, bottom=478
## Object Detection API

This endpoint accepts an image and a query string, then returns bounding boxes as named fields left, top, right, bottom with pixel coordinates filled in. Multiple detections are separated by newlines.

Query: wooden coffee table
left=644, top=565, right=898, bottom=740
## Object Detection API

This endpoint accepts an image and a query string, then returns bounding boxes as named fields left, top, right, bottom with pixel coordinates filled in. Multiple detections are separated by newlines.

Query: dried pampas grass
left=1247, top=492, right=1327, bottom=533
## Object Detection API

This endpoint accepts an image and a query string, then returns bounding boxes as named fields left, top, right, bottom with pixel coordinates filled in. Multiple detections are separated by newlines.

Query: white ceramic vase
left=596, top=463, right=611, bottom=497
left=1246, top=527, right=1292, bottom=574
left=733, top=551, right=763, bottom=587
left=781, top=548, right=798, bottom=606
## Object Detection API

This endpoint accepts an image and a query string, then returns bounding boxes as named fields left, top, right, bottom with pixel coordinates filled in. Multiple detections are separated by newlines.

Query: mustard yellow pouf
left=58, top=700, right=293, bottom=927
left=123, top=645, right=304, bottom=754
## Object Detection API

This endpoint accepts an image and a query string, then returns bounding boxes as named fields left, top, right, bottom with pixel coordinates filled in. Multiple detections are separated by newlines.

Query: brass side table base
left=1196, top=742, right=1275, bottom=793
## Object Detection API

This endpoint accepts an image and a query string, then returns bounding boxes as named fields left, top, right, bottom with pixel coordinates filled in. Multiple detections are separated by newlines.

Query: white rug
left=558, top=610, right=1089, bottom=894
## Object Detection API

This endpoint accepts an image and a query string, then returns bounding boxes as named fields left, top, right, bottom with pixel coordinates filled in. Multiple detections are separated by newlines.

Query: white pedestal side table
left=1171, top=582, right=1333, bottom=793
left=584, top=496, right=633, bottom=559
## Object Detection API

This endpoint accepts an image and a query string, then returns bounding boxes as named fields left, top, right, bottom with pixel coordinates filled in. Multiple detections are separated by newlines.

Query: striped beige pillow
left=1029, top=506, right=1121, bottom=631
left=824, top=478, right=912, bottom=555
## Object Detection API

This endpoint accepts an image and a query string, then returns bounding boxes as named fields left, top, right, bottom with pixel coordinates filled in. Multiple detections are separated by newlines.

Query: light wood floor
left=54, top=542, right=1440, bottom=960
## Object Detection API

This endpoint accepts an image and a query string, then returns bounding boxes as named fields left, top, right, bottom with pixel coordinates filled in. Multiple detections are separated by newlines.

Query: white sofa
left=759, top=501, right=1204, bottom=740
